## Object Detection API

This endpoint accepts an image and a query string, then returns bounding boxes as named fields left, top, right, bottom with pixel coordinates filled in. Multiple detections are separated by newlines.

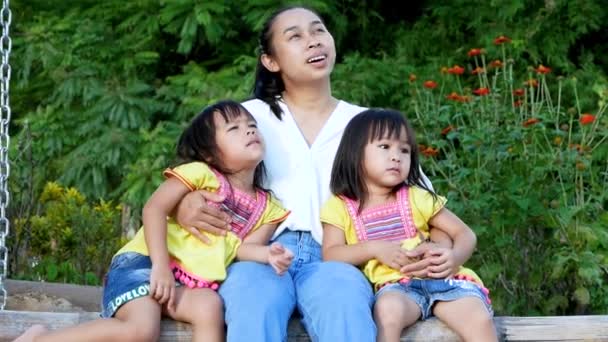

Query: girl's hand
left=267, top=242, right=294, bottom=275
left=174, top=190, right=232, bottom=244
left=424, top=246, right=459, bottom=278
left=399, top=241, right=438, bottom=277
left=374, top=241, right=414, bottom=270
left=150, top=264, right=176, bottom=310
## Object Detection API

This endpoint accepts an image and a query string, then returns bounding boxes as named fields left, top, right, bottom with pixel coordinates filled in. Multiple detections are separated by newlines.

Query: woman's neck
left=282, top=79, right=336, bottom=117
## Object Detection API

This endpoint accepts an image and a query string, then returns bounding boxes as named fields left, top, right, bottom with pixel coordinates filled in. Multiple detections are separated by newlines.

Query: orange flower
left=535, top=65, right=551, bottom=74
left=446, top=92, right=461, bottom=101
left=441, top=125, right=455, bottom=135
left=421, top=146, right=439, bottom=157
left=471, top=67, right=485, bottom=75
left=513, top=100, right=523, bottom=107
left=423, top=80, right=438, bottom=89
left=513, top=88, right=525, bottom=96
left=467, top=48, right=482, bottom=57
left=409, top=74, right=417, bottom=82
left=440, top=66, right=449, bottom=74
left=579, top=113, right=595, bottom=125
left=447, top=65, right=465, bottom=75
left=522, top=118, right=541, bottom=127
left=459, top=95, right=471, bottom=103
left=489, top=59, right=503, bottom=68
left=524, top=79, right=539, bottom=87
left=473, top=87, right=490, bottom=96
left=494, top=35, right=511, bottom=45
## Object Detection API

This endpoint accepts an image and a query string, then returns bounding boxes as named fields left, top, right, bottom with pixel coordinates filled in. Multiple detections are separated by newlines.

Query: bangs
left=367, top=115, right=404, bottom=142
left=215, top=102, right=255, bottom=123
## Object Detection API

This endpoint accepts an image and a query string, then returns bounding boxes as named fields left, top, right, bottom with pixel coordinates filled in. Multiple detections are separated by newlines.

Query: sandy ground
left=6, top=292, right=86, bottom=313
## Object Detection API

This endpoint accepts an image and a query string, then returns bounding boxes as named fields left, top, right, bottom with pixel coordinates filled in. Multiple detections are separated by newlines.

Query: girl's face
left=213, top=112, right=265, bottom=172
left=262, top=8, right=336, bottom=85
left=362, top=127, right=411, bottom=192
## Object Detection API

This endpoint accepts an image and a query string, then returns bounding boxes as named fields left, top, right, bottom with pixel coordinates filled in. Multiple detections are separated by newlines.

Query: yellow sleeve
left=409, top=186, right=447, bottom=224
left=257, top=195, right=290, bottom=227
left=162, top=161, right=219, bottom=191
left=320, top=195, right=351, bottom=231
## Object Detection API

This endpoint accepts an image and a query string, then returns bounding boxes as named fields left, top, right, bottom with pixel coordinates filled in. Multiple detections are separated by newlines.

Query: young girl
left=15, top=100, right=293, bottom=342
left=321, top=109, right=497, bottom=342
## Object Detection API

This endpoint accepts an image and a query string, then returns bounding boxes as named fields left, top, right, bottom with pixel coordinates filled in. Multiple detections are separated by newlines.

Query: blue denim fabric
left=100, top=252, right=153, bottom=318
left=376, top=278, right=493, bottom=320
left=219, top=230, right=377, bottom=342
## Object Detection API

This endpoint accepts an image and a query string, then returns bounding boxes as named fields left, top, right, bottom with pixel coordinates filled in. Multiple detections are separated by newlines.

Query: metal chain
left=0, top=0, right=11, bottom=311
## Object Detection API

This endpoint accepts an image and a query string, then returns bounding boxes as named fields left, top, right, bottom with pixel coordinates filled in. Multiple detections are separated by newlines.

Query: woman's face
left=262, top=8, right=336, bottom=85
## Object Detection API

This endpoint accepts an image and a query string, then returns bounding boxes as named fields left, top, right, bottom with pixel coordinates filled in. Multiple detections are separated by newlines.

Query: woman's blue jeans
left=219, top=230, right=377, bottom=342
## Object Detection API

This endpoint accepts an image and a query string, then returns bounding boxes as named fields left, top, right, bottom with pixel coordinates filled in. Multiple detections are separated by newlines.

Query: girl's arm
left=322, top=223, right=410, bottom=270
left=429, top=227, right=454, bottom=248
left=142, top=177, right=191, bottom=308
left=237, top=224, right=293, bottom=275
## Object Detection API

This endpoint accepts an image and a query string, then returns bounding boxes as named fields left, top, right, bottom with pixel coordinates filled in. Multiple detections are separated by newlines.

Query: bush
left=10, top=182, right=123, bottom=285
left=408, top=36, right=608, bottom=315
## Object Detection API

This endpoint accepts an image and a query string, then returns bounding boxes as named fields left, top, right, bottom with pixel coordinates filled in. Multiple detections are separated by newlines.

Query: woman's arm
left=322, top=223, right=411, bottom=270
left=427, top=207, right=476, bottom=268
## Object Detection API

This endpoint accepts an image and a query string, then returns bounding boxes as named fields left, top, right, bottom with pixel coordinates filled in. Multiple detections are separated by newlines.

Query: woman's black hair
left=177, top=100, right=267, bottom=190
left=253, top=5, right=324, bottom=120
left=330, top=108, right=436, bottom=210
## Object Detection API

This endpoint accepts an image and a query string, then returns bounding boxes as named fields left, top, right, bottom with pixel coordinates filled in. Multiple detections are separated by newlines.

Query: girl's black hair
left=330, top=108, right=436, bottom=210
left=177, top=100, right=267, bottom=191
left=253, top=5, right=324, bottom=120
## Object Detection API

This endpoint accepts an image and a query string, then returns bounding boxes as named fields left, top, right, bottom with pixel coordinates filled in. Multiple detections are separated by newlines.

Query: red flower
left=524, top=79, right=539, bottom=88
left=447, top=65, right=465, bottom=75
left=409, top=74, right=417, bottom=82
left=459, top=95, right=471, bottom=103
left=421, top=146, right=440, bottom=157
left=579, top=113, right=596, bottom=125
left=467, top=48, right=482, bottom=57
left=494, top=35, right=511, bottom=45
left=523, top=118, right=541, bottom=127
left=471, top=67, right=485, bottom=75
left=513, top=100, right=523, bottom=107
left=473, top=87, right=490, bottom=96
left=489, top=59, right=503, bottom=68
left=441, top=125, right=455, bottom=135
left=423, top=80, right=438, bottom=89
left=535, top=65, right=551, bottom=74
left=513, top=88, right=525, bottom=96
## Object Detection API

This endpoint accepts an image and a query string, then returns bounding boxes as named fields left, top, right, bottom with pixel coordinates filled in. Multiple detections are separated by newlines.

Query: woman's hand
left=267, top=242, right=294, bottom=275
left=174, top=190, right=232, bottom=244
left=150, top=264, right=176, bottom=310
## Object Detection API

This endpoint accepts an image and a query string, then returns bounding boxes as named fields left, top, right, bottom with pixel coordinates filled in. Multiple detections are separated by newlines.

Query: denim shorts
left=101, top=252, right=155, bottom=318
left=376, top=278, right=493, bottom=320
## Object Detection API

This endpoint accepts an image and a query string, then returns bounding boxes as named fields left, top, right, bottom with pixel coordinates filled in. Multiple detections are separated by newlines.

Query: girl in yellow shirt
left=321, top=109, right=496, bottom=342
left=15, top=100, right=292, bottom=342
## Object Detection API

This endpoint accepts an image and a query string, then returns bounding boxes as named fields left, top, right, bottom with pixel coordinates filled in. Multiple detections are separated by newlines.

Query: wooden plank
left=3, top=310, right=608, bottom=342
left=3, top=280, right=608, bottom=341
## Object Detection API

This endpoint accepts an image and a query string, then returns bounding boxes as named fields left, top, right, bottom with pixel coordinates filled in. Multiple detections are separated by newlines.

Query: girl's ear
left=261, top=54, right=280, bottom=73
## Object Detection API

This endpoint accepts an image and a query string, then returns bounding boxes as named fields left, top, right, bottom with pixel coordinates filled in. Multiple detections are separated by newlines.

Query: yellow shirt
left=116, top=162, right=289, bottom=285
left=320, top=186, right=482, bottom=290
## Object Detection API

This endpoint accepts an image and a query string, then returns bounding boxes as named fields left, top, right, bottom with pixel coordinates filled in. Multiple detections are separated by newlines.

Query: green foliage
left=407, top=39, right=608, bottom=315
left=10, top=182, right=123, bottom=285
left=7, top=0, right=608, bottom=315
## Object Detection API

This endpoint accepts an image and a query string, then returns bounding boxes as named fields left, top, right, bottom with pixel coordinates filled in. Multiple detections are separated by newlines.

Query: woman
left=176, top=6, right=461, bottom=341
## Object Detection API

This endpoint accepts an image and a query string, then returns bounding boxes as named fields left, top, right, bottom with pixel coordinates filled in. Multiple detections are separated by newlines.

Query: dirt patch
left=6, top=292, right=87, bottom=313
